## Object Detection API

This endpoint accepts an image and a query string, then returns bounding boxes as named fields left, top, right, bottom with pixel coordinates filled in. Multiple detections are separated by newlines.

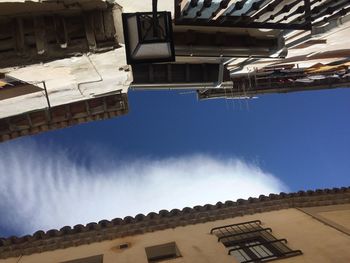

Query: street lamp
left=122, top=0, right=175, bottom=64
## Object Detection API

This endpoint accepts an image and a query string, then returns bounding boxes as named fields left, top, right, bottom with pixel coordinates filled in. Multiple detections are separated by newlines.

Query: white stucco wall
left=0, top=48, right=131, bottom=118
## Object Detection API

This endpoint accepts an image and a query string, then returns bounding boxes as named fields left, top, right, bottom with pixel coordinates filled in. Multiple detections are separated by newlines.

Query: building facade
left=0, top=187, right=349, bottom=262
left=0, top=0, right=131, bottom=142
left=1, top=0, right=350, bottom=142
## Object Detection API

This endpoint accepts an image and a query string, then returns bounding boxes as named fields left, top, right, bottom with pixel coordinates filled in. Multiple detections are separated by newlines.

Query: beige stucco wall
left=320, top=209, right=350, bottom=230
left=300, top=204, right=350, bottom=236
left=1, top=207, right=350, bottom=263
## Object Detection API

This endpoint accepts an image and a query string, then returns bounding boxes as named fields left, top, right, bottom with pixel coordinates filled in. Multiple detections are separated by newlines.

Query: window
left=61, top=255, right=103, bottom=263
left=145, top=242, right=181, bottom=262
left=211, top=220, right=302, bottom=263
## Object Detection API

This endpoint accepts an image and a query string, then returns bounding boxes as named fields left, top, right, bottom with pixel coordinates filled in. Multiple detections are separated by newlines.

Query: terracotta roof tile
left=0, top=187, right=349, bottom=259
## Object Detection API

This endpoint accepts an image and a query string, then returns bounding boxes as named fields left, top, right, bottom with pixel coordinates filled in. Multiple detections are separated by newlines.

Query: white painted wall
left=0, top=48, right=131, bottom=118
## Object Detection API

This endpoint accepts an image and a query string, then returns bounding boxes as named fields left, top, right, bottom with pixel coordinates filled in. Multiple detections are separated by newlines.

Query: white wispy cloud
left=0, top=141, right=287, bottom=235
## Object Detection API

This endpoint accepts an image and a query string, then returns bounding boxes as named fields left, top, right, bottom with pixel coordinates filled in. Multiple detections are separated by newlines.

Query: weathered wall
left=228, top=15, right=350, bottom=75
left=0, top=1, right=120, bottom=67
left=0, top=48, right=131, bottom=119
left=1, top=207, right=350, bottom=263
left=0, top=92, right=128, bottom=142
left=0, top=1, right=109, bottom=15
left=0, top=0, right=131, bottom=122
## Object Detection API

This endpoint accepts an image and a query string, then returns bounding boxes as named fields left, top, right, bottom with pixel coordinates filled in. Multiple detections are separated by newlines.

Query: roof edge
left=0, top=186, right=349, bottom=259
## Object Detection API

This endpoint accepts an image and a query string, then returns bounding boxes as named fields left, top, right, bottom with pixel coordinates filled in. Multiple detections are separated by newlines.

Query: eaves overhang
left=0, top=186, right=349, bottom=259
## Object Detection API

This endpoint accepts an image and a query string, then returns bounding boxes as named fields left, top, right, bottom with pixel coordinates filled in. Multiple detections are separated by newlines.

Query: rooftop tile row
left=0, top=186, right=349, bottom=259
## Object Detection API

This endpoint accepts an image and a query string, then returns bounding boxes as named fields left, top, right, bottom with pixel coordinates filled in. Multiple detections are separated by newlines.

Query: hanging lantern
left=122, top=11, right=175, bottom=64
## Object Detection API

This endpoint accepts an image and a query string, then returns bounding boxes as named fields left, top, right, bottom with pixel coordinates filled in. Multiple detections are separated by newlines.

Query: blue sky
left=37, top=88, right=350, bottom=189
left=0, top=88, right=349, bottom=237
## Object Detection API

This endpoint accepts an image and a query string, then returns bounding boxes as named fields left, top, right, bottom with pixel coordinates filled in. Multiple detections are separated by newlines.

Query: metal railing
left=211, top=220, right=302, bottom=263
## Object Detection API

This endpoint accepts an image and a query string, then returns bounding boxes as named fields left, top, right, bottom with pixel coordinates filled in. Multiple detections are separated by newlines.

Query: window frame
left=60, top=254, right=103, bottom=263
left=145, top=241, right=182, bottom=263
left=211, top=220, right=302, bottom=263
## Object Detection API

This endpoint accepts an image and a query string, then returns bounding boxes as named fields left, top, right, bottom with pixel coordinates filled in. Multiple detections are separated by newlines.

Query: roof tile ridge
left=1, top=186, right=350, bottom=253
